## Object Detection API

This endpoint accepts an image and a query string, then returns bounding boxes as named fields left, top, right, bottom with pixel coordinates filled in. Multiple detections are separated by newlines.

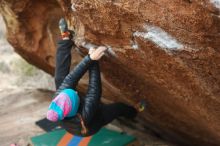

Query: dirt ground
left=0, top=88, right=53, bottom=146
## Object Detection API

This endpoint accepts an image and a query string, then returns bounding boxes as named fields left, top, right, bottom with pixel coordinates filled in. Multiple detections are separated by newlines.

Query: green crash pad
left=31, top=128, right=136, bottom=146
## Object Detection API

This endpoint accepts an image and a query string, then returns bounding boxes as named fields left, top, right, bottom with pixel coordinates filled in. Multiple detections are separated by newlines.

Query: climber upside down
left=46, top=18, right=145, bottom=136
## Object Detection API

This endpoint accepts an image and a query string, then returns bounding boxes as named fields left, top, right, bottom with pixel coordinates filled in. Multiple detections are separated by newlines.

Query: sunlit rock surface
left=0, top=0, right=220, bottom=145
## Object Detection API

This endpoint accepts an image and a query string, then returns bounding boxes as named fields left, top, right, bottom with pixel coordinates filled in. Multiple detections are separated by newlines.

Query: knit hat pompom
left=46, top=89, right=80, bottom=122
left=47, top=110, right=59, bottom=122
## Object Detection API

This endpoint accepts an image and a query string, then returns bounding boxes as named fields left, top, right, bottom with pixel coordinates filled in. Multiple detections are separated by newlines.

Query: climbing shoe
left=136, top=100, right=146, bottom=112
left=59, top=18, right=68, bottom=33
left=59, top=18, right=75, bottom=40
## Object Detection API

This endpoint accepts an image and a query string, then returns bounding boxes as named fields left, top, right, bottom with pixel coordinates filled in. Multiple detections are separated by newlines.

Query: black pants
left=87, top=103, right=137, bottom=135
left=55, top=40, right=137, bottom=134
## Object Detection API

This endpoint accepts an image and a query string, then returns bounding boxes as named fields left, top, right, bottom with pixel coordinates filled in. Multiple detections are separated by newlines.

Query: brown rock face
left=0, top=0, right=63, bottom=74
left=1, top=0, right=220, bottom=145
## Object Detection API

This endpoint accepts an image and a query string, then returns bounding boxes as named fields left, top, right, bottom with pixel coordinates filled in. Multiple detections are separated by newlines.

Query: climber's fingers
left=99, top=52, right=105, bottom=58
left=90, top=46, right=107, bottom=60
left=96, top=46, right=107, bottom=54
left=95, top=52, right=105, bottom=60
left=97, top=47, right=107, bottom=59
left=89, top=47, right=96, bottom=55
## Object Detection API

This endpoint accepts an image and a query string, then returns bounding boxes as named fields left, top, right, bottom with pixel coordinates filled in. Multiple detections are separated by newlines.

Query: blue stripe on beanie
left=62, top=89, right=80, bottom=117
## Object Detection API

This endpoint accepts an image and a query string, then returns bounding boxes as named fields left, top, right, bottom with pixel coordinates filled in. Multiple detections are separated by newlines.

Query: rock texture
left=0, top=0, right=220, bottom=145
left=0, top=0, right=63, bottom=75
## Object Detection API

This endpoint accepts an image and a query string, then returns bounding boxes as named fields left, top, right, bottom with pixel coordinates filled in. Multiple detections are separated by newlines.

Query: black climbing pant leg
left=88, top=102, right=137, bottom=135
left=100, top=102, right=137, bottom=125
left=55, top=40, right=74, bottom=89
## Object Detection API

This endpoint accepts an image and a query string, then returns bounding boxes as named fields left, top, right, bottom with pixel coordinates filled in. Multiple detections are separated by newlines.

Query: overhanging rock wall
left=0, top=0, right=220, bottom=145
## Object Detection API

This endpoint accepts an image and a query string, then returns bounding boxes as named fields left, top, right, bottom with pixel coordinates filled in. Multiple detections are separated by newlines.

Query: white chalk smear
left=106, top=45, right=117, bottom=57
left=133, top=25, right=184, bottom=51
left=81, top=41, right=96, bottom=50
left=210, top=0, right=220, bottom=9
left=131, top=40, right=139, bottom=50
left=71, top=3, right=77, bottom=12
left=132, top=43, right=139, bottom=50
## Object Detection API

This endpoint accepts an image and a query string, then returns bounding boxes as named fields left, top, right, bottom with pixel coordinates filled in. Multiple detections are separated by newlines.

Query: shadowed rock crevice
left=0, top=0, right=220, bottom=146
left=0, top=0, right=64, bottom=74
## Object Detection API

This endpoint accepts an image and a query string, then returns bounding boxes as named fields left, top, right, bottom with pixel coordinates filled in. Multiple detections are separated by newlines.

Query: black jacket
left=54, top=55, right=102, bottom=136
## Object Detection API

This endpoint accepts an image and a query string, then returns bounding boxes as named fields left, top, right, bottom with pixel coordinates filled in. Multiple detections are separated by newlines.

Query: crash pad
left=31, top=128, right=136, bottom=146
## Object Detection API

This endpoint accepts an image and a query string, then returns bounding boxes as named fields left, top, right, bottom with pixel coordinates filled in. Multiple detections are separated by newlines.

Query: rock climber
left=46, top=18, right=145, bottom=136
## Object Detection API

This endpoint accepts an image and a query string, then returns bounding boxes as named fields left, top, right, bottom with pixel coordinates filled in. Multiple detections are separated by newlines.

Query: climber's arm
left=81, top=61, right=102, bottom=125
left=54, top=55, right=93, bottom=97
